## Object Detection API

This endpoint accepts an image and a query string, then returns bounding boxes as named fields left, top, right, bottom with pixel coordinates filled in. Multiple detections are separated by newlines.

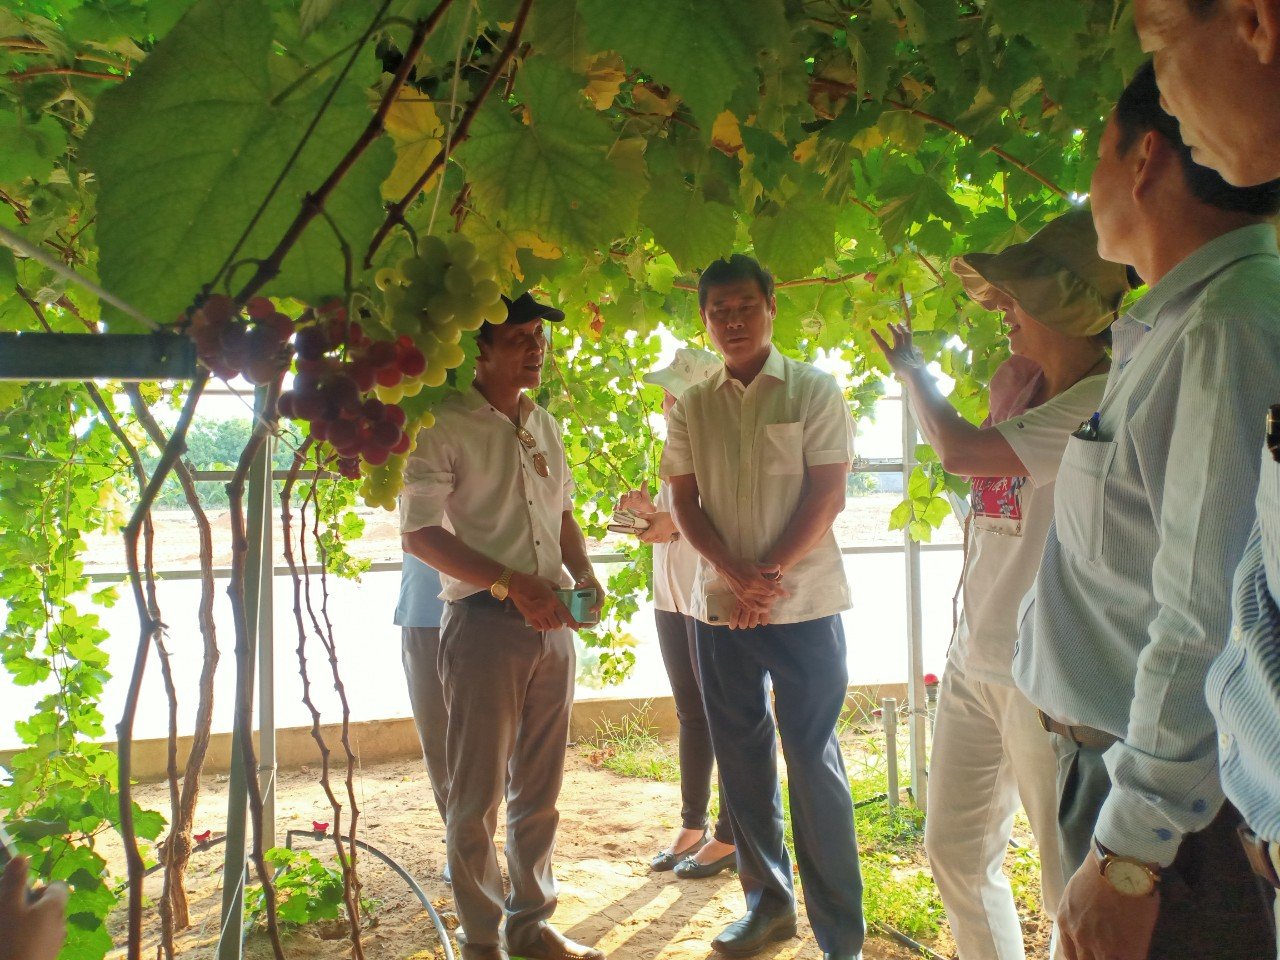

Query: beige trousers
left=439, top=596, right=574, bottom=952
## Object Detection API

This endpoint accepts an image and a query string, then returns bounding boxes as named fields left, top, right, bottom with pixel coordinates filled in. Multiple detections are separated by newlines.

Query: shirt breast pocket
left=763, top=421, right=804, bottom=475
left=1055, top=436, right=1116, bottom=562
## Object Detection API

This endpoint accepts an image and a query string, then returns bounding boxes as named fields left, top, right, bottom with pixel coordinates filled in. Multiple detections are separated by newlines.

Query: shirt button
left=1219, top=730, right=1234, bottom=754
left=535, top=540, right=541, bottom=546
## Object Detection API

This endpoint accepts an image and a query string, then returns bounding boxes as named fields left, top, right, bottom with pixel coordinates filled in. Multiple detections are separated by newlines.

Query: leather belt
left=1037, top=710, right=1119, bottom=750
left=1238, top=825, right=1280, bottom=889
left=454, top=592, right=519, bottom=614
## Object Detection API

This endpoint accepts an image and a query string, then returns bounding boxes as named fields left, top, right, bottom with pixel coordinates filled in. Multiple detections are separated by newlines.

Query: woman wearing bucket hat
left=617, top=346, right=739, bottom=880
left=872, top=208, right=1130, bottom=960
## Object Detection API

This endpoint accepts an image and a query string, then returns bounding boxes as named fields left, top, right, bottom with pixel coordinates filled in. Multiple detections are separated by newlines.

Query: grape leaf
left=459, top=59, right=644, bottom=253
left=83, top=0, right=393, bottom=328
left=0, top=112, right=68, bottom=183
left=577, top=0, right=788, bottom=131
left=382, top=93, right=443, bottom=199
left=749, top=195, right=839, bottom=280
left=640, top=142, right=735, bottom=273
left=876, top=167, right=966, bottom=248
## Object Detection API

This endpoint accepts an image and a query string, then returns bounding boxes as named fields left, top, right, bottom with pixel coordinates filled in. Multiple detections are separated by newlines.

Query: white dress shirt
left=949, top=374, right=1106, bottom=685
left=652, top=484, right=699, bottom=615
left=400, top=386, right=574, bottom=601
left=1015, top=224, right=1280, bottom=866
left=660, top=347, right=854, bottom=625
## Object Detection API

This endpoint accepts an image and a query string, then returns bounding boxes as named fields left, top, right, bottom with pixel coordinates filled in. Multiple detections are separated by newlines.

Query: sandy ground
left=104, top=735, right=1054, bottom=960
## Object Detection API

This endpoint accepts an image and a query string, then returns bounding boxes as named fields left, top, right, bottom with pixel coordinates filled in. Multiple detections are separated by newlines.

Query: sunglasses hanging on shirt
left=515, top=424, right=551, bottom=478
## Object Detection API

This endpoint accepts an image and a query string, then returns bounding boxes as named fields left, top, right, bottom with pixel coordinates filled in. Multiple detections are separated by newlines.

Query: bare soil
left=105, top=737, right=1051, bottom=960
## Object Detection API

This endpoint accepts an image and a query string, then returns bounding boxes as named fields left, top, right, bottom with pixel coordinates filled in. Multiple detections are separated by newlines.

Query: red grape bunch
left=276, top=304, right=420, bottom=479
left=188, top=294, right=295, bottom=384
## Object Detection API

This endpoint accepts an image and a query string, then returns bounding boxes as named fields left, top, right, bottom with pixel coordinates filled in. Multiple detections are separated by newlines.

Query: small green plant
left=1006, top=830, right=1045, bottom=919
left=244, top=847, right=375, bottom=930
left=582, top=706, right=679, bottom=782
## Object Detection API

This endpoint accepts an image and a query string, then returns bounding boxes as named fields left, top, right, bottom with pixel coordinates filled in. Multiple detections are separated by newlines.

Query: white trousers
left=924, top=663, right=1066, bottom=960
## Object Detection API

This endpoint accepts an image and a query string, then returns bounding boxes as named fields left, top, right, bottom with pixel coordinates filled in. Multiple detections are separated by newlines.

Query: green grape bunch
left=373, top=233, right=508, bottom=400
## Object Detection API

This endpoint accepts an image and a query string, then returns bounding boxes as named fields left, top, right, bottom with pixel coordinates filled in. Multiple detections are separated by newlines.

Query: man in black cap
left=401, top=292, right=606, bottom=960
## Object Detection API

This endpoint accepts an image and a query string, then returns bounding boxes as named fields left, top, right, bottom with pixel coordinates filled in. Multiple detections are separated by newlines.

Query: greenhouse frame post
left=258, top=429, right=276, bottom=851
left=217, top=388, right=273, bottom=960
left=899, top=387, right=929, bottom=812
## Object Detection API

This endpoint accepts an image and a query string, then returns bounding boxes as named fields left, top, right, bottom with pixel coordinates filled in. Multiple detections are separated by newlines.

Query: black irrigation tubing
left=142, top=827, right=455, bottom=960
left=286, top=829, right=456, bottom=960
left=873, top=921, right=950, bottom=960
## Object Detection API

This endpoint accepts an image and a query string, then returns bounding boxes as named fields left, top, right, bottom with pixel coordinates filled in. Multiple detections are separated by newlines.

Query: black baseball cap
left=501, top=291, right=565, bottom=325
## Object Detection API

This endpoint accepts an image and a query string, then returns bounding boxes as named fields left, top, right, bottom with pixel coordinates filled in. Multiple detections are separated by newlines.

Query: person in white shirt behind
left=873, top=209, right=1129, bottom=960
left=617, top=347, right=737, bottom=880
left=663, top=255, right=863, bottom=960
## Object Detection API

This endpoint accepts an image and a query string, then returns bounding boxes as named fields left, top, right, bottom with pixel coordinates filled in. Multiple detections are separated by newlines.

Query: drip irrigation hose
left=143, top=827, right=455, bottom=960
left=873, top=921, right=950, bottom=960
left=286, top=828, right=455, bottom=960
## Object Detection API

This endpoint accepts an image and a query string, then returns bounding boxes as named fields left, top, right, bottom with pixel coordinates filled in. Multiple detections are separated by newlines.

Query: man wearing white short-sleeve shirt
left=400, top=293, right=606, bottom=960
left=663, top=255, right=864, bottom=960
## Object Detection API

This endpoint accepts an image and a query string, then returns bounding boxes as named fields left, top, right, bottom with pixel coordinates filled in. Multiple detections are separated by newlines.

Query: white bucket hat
left=642, top=347, right=721, bottom=399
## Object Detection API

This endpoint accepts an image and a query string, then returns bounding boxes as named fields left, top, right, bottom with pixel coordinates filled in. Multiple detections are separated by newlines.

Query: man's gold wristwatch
left=1094, top=838, right=1161, bottom=896
left=490, top=568, right=513, bottom=601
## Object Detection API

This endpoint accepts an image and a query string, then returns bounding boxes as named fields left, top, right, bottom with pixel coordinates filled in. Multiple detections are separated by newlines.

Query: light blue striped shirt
left=1014, top=224, right=1280, bottom=866
left=1208, top=451, right=1280, bottom=844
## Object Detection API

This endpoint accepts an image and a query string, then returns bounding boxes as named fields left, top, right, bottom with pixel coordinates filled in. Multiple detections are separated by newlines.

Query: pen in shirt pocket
left=1072, top=411, right=1102, bottom=441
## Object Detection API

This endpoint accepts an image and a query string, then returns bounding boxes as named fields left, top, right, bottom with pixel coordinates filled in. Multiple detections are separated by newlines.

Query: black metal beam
left=0, top=331, right=198, bottom=382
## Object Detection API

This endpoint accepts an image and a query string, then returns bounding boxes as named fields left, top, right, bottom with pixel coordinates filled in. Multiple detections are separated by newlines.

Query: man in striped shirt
left=1013, top=62, right=1280, bottom=960
left=1135, top=2, right=1280, bottom=953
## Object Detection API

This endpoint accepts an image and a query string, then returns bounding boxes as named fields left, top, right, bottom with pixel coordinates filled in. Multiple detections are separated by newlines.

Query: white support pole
left=257, top=429, right=276, bottom=850
left=899, top=388, right=929, bottom=812
left=217, top=387, right=271, bottom=960
left=881, top=697, right=899, bottom=810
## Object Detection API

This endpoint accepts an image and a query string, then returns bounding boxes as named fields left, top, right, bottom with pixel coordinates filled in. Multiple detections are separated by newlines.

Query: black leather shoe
left=672, top=849, right=736, bottom=879
left=650, top=831, right=706, bottom=872
left=710, top=910, right=798, bottom=957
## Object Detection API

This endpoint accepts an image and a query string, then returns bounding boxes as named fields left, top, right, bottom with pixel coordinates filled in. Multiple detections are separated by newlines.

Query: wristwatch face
left=490, top=580, right=509, bottom=601
left=1104, top=859, right=1156, bottom=896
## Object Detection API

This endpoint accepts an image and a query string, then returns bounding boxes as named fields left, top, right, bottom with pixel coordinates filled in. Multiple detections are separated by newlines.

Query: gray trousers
left=440, top=596, right=575, bottom=951
left=1053, top=735, right=1276, bottom=959
left=401, top=626, right=449, bottom=824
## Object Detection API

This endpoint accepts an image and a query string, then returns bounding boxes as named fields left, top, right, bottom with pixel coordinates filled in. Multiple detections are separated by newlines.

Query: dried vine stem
left=117, top=369, right=209, bottom=960
left=225, top=377, right=287, bottom=960
left=280, top=443, right=366, bottom=958
left=364, top=0, right=536, bottom=267
left=126, top=386, right=221, bottom=934
left=233, top=0, right=457, bottom=305
left=16, top=286, right=179, bottom=960
left=91, top=393, right=179, bottom=960
left=308, top=474, right=366, bottom=945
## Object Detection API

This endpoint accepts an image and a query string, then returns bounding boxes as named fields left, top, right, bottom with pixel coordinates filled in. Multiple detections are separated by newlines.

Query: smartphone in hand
left=704, top=591, right=735, bottom=625
left=555, top=587, right=600, bottom=625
